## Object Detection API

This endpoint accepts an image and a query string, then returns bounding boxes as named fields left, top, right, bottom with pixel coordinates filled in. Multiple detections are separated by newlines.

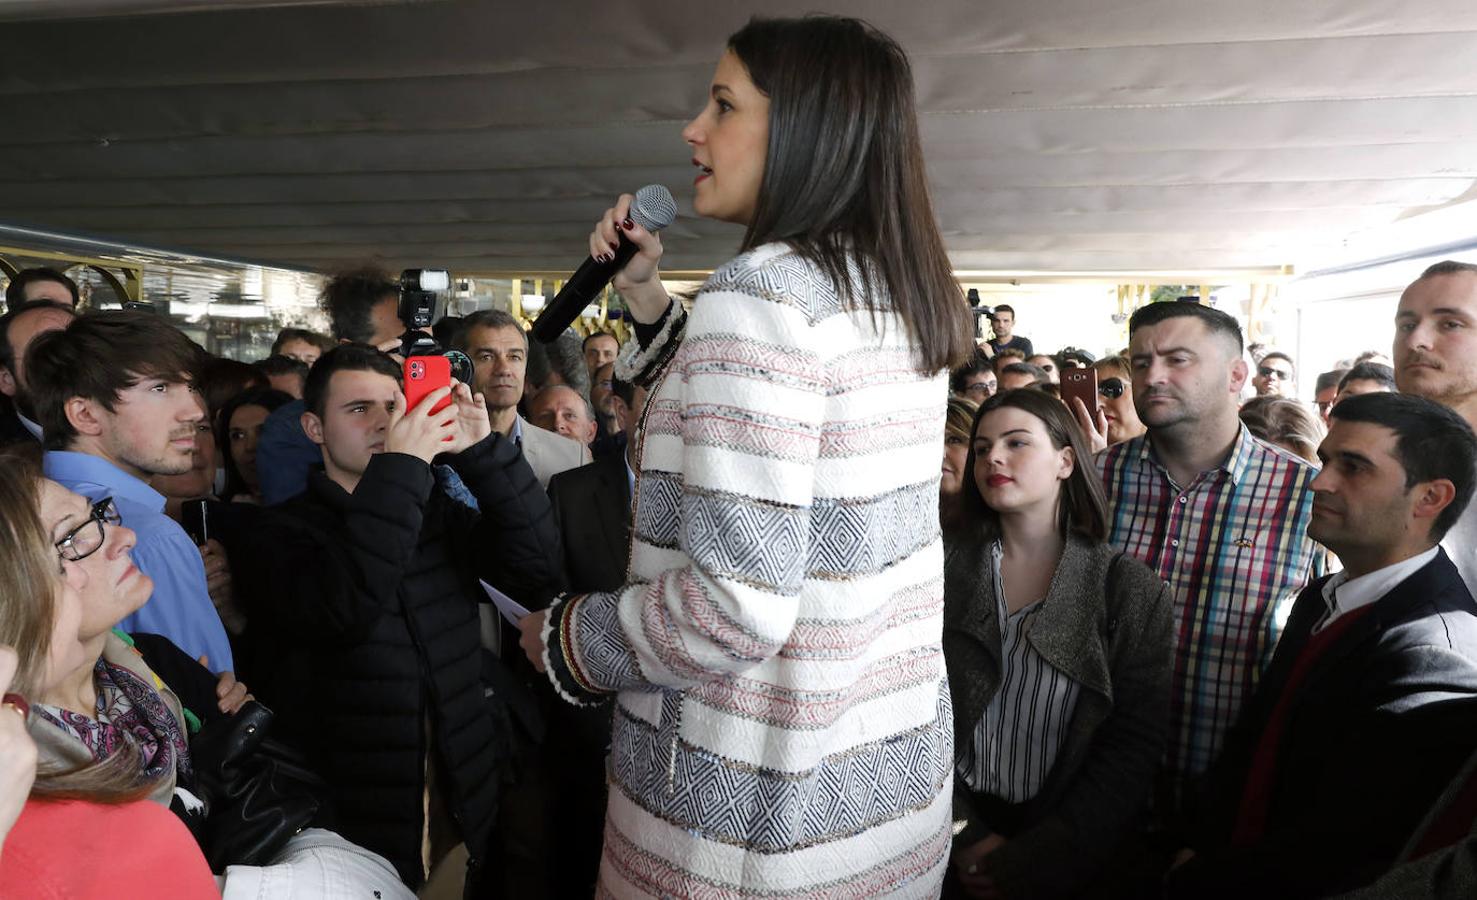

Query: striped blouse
left=961, top=542, right=1081, bottom=802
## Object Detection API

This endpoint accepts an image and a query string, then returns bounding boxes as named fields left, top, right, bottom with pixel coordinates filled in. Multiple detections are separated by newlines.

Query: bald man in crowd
left=527, top=384, right=598, bottom=448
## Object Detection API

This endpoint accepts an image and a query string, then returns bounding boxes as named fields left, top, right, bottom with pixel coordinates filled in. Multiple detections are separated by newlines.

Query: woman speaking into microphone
left=519, top=15, right=972, bottom=897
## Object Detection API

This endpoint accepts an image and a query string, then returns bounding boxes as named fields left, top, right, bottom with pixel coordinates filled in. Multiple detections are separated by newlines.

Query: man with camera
left=233, top=344, right=563, bottom=895
left=257, top=267, right=470, bottom=505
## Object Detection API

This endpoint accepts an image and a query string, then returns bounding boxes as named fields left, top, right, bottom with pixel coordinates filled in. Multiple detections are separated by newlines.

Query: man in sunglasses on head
left=25, top=311, right=234, bottom=674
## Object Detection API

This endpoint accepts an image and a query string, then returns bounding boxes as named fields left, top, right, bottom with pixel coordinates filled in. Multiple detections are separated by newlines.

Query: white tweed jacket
left=543, top=243, right=954, bottom=898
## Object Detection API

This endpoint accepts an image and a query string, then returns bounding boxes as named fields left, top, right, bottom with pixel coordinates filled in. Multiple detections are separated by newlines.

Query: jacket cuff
left=630, top=300, right=673, bottom=345
left=614, top=301, right=685, bottom=387
left=952, top=778, right=993, bottom=843
left=973, top=818, right=1074, bottom=897
left=444, top=430, right=513, bottom=468
left=542, top=593, right=607, bottom=708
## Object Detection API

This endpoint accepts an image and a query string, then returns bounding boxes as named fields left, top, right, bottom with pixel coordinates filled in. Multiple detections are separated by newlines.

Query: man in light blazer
left=453, top=309, right=587, bottom=489
left=1169, top=393, right=1477, bottom=898
left=516, top=407, right=587, bottom=488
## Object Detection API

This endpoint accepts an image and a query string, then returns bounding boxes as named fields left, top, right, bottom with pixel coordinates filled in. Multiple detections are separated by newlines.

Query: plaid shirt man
left=1097, top=425, right=1323, bottom=787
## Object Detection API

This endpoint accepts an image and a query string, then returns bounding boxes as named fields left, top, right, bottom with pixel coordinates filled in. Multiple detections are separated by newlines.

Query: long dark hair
left=728, top=16, right=973, bottom=374
left=958, top=389, right=1109, bottom=542
left=217, top=387, right=294, bottom=500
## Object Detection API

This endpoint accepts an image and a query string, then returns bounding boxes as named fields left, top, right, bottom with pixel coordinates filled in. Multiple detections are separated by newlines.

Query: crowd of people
left=0, top=11, right=1476, bottom=900
left=937, top=268, right=1477, bottom=898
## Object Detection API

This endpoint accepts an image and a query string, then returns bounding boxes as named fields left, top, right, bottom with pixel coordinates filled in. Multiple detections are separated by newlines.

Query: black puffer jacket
left=234, top=432, right=562, bottom=887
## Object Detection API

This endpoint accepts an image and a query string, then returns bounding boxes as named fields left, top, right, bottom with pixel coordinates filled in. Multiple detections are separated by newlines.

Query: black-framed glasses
left=55, top=497, right=122, bottom=563
left=963, top=381, right=995, bottom=397
left=1098, top=377, right=1126, bottom=399
left=1258, top=366, right=1292, bottom=380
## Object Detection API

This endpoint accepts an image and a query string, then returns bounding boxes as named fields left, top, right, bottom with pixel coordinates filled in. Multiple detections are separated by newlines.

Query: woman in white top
left=943, top=388, right=1173, bottom=899
left=518, top=14, right=974, bottom=898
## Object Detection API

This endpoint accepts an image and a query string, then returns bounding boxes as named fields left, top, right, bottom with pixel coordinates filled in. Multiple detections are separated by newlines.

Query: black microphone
left=530, top=184, right=678, bottom=344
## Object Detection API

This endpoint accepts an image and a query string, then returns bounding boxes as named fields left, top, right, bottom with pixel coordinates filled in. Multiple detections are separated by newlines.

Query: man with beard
left=1168, top=393, right=1477, bottom=898
left=1393, top=261, right=1477, bottom=601
left=0, top=299, right=76, bottom=446
left=26, top=311, right=234, bottom=671
left=1097, top=301, right=1324, bottom=817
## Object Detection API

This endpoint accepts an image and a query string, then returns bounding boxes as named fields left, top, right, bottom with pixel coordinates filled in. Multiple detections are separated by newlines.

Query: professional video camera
left=396, top=268, right=473, bottom=384
left=966, top=288, right=994, bottom=340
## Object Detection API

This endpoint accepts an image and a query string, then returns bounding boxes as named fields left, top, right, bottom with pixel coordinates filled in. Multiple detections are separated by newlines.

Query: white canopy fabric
left=2, top=0, right=1475, bottom=275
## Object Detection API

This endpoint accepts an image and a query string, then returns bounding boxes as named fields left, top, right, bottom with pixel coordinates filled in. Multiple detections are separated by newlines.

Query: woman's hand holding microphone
left=589, top=193, right=671, bottom=325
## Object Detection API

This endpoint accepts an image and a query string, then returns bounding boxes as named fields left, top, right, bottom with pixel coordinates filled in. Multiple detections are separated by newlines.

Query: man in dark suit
left=546, top=372, right=646, bottom=592
left=0, top=299, right=76, bottom=447
left=1169, top=392, right=1477, bottom=898
left=496, top=374, right=646, bottom=898
left=1336, top=741, right=1477, bottom=898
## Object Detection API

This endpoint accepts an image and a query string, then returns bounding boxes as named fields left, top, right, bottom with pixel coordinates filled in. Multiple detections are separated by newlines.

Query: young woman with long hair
left=943, top=389, right=1174, bottom=898
left=518, top=15, right=973, bottom=896
left=217, top=387, right=295, bottom=504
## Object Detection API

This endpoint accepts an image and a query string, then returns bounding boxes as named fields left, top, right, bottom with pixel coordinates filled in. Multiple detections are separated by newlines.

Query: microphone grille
left=630, top=184, right=677, bottom=233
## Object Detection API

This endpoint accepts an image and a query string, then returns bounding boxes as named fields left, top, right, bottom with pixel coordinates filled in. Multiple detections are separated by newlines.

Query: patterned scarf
left=33, top=656, right=193, bottom=785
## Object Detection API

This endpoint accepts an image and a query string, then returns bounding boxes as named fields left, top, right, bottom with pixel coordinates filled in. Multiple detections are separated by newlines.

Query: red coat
left=0, top=798, right=218, bottom=899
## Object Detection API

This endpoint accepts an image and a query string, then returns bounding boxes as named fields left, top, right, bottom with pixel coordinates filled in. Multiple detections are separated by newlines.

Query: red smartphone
left=1060, top=367, right=1098, bottom=415
left=403, top=355, right=453, bottom=415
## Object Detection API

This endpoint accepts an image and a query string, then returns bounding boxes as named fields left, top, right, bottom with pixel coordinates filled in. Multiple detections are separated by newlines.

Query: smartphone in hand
left=1060, top=367, right=1099, bottom=415
left=403, top=355, right=453, bottom=415
left=180, top=498, right=210, bottom=546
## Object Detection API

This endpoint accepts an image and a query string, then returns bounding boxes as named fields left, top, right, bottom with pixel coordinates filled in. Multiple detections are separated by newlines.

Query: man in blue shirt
left=27, top=311, right=234, bottom=672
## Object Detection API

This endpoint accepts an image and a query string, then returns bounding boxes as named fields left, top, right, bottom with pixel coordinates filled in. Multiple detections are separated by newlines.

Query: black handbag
left=186, top=700, right=334, bottom=871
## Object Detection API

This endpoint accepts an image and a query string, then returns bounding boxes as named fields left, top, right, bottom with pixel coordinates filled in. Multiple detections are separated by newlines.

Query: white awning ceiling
left=2, top=0, right=1475, bottom=276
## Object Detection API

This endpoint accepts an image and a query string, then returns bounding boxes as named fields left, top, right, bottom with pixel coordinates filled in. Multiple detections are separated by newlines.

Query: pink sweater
left=0, top=798, right=219, bottom=899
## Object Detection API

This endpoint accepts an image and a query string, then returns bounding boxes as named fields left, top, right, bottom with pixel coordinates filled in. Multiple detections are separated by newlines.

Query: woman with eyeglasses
left=944, top=389, right=1172, bottom=898
left=0, top=451, right=221, bottom=898
left=0, top=448, right=417, bottom=897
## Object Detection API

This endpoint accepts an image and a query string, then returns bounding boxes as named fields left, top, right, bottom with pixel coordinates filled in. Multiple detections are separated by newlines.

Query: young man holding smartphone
left=232, top=344, right=564, bottom=895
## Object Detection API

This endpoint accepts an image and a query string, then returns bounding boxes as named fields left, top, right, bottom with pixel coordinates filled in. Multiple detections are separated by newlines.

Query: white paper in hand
left=480, top=579, right=530, bottom=626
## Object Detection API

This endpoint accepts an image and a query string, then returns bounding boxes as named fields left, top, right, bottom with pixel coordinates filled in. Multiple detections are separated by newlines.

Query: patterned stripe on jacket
left=544, top=243, right=954, bottom=898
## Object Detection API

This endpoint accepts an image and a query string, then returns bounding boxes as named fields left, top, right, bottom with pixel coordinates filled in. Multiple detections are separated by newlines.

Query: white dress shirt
left=1314, top=545, right=1440, bottom=633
